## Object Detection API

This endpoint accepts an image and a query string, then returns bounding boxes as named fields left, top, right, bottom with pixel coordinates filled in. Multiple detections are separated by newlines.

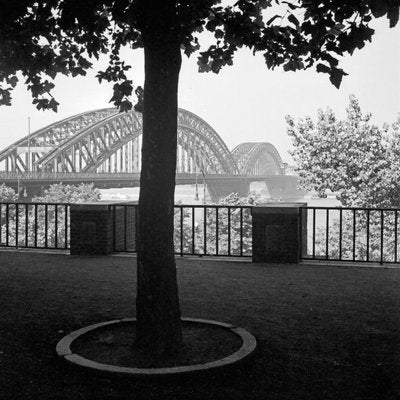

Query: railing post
left=251, top=202, right=307, bottom=263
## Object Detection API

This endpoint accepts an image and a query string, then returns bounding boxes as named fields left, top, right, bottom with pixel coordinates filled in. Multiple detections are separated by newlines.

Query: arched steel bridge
left=0, top=108, right=301, bottom=200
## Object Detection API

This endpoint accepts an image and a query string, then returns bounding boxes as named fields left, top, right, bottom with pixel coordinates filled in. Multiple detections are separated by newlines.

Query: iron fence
left=0, top=202, right=70, bottom=250
left=111, top=204, right=253, bottom=257
left=2, top=201, right=400, bottom=263
left=112, top=204, right=138, bottom=253
left=0, top=201, right=251, bottom=257
left=301, top=206, right=400, bottom=264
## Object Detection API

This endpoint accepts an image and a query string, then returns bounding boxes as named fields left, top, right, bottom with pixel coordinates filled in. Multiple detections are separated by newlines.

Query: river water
left=99, top=182, right=340, bottom=207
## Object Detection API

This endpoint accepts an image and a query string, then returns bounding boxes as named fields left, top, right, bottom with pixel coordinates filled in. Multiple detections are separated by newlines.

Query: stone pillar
left=251, top=203, right=307, bottom=263
left=69, top=201, right=137, bottom=255
left=70, top=203, right=114, bottom=255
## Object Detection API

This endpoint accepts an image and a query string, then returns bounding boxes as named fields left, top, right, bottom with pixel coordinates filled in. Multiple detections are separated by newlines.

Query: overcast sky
left=0, top=16, right=398, bottom=163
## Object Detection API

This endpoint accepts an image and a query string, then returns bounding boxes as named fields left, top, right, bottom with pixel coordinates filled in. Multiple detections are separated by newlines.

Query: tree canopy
left=0, top=184, right=18, bottom=202
left=287, top=95, right=400, bottom=208
left=1, top=0, right=398, bottom=111
left=32, top=182, right=101, bottom=203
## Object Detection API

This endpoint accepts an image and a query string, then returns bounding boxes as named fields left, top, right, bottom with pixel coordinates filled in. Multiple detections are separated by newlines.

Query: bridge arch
left=0, top=109, right=287, bottom=181
left=5, top=108, right=239, bottom=175
left=0, top=108, right=117, bottom=172
left=231, top=142, right=284, bottom=175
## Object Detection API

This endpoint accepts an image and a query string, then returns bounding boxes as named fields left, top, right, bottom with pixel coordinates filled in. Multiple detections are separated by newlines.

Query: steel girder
left=177, top=128, right=220, bottom=174
left=231, top=142, right=284, bottom=175
left=0, top=108, right=118, bottom=172
left=37, top=111, right=142, bottom=172
left=28, top=108, right=239, bottom=174
left=177, top=109, right=238, bottom=174
left=2, top=107, right=284, bottom=176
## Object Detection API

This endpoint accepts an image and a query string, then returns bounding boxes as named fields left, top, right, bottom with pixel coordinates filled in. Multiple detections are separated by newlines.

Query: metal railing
left=0, top=202, right=70, bottom=250
left=301, top=206, right=400, bottom=264
left=111, top=204, right=253, bottom=257
left=0, top=201, right=251, bottom=257
left=2, top=201, right=400, bottom=264
left=112, top=203, right=138, bottom=253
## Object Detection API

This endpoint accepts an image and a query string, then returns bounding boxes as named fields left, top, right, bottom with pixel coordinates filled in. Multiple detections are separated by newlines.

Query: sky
left=0, top=16, right=398, bottom=164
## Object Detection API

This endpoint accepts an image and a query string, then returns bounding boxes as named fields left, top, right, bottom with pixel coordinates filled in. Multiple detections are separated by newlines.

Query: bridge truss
left=0, top=108, right=284, bottom=177
left=232, top=142, right=285, bottom=175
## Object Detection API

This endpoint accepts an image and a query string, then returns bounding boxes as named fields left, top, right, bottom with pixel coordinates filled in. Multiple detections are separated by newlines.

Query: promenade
left=0, top=251, right=399, bottom=399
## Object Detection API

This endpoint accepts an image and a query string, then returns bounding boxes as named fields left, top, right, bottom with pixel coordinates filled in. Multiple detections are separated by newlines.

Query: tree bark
left=135, top=1, right=182, bottom=355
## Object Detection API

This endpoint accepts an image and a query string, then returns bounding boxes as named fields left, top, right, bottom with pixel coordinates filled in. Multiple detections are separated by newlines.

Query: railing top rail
left=301, top=205, right=400, bottom=212
left=0, top=202, right=254, bottom=209
left=6, top=203, right=399, bottom=212
left=174, top=204, right=253, bottom=209
left=0, top=201, right=72, bottom=206
left=0, top=202, right=254, bottom=208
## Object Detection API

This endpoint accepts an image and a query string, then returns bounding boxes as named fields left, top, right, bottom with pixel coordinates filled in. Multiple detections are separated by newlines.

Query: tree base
left=56, top=318, right=257, bottom=376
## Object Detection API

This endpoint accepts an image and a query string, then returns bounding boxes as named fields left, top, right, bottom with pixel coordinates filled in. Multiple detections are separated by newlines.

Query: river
left=99, top=182, right=340, bottom=207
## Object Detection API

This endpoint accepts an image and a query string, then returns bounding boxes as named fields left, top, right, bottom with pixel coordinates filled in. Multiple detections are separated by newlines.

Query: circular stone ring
left=56, top=317, right=257, bottom=376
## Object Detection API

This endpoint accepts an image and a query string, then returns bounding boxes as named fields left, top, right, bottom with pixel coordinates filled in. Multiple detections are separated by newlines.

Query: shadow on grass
left=0, top=252, right=399, bottom=399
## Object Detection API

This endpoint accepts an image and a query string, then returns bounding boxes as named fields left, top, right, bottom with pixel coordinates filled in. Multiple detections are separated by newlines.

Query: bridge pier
left=264, top=175, right=304, bottom=201
left=207, top=179, right=250, bottom=203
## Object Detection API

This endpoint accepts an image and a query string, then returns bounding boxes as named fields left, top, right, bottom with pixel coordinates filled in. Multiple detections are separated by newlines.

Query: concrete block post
left=70, top=203, right=114, bottom=255
left=251, top=203, right=307, bottom=263
left=69, top=201, right=137, bottom=255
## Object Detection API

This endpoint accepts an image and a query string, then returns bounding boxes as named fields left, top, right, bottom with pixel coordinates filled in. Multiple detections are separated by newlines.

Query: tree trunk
left=135, top=1, right=182, bottom=355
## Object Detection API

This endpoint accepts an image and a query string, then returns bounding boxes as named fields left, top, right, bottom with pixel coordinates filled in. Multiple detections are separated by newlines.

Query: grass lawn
left=0, top=251, right=399, bottom=399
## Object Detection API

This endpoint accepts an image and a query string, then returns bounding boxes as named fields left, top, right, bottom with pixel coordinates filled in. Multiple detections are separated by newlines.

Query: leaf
left=205, top=19, right=219, bottom=32
left=49, top=98, right=59, bottom=112
left=388, top=6, right=400, bottom=28
left=320, top=53, right=339, bottom=67
left=7, top=75, right=18, bottom=88
left=316, top=63, right=331, bottom=74
left=0, top=89, right=12, bottom=106
left=288, top=13, right=299, bottom=26
left=264, top=53, right=276, bottom=69
left=78, top=57, right=92, bottom=69
left=214, top=29, right=224, bottom=39
left=329, top=67, right=347, bottom=89
left=266, top=14, right=281, bottom=25
left=134, top=86, right=143, bottom=113
left=119, top=100, right=132, bottom=113
left=370, top=1, right=389, bottom=18
left=282, top=1, right=299, bottom=10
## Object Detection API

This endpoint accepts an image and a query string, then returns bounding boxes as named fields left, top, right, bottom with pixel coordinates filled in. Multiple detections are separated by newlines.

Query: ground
left=0, top=251, right=399, bottom=399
